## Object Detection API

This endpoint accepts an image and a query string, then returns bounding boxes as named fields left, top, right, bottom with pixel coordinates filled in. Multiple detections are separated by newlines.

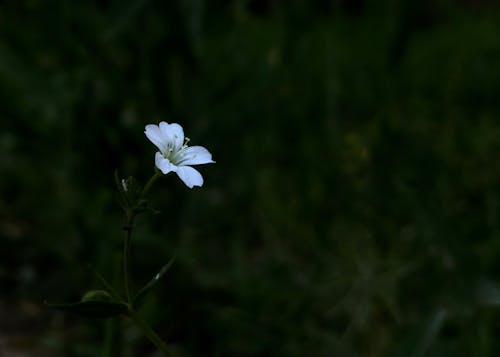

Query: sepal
left=115, top=171, right=160, bottom=216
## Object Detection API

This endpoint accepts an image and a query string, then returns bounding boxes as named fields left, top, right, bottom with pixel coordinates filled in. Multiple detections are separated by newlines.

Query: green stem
left=120, top=170, right=172, bottom=355
left=123, top=213, right=134, bottom=304
left=129, top=308, right=174, bottom=357
left=142, top=171, right=161, bottom=198
left=102, top=318, right=120, bottom=357
left=123, top=170, right=159, bottom=303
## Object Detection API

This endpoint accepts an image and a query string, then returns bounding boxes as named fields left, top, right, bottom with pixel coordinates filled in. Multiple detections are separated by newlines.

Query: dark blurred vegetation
left=2, top=0, right=500, bottom=356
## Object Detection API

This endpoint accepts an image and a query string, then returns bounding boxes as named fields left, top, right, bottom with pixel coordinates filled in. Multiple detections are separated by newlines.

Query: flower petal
left=155, top=152, right=176, bottom=174
left=145, top=124, right=168, bottom=153
left=178, top=146, right=215, bottom=166
left=175, top=166, right=203, bottom=188
left=159, top=122, right=184, bottom=149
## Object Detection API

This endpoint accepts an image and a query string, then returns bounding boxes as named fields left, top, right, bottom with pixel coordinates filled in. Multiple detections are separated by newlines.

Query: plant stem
left=123, top=170, right=159, bottom=303
left=120, top=170, right=172, bottom=355
left=129, top=308, right=174, bottom=357
left=123, top=213, right=134, bottom=304
left=102, top=317, right=120, bottom=357
left=142, top=171, right=161, bottom=197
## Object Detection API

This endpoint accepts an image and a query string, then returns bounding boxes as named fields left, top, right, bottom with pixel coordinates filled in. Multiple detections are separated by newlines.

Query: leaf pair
left=47, top=253, right=176, bottom=319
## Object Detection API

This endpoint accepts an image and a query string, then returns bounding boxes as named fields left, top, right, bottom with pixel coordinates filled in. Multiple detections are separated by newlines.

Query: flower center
left=162, top=137, right=190, bottom=165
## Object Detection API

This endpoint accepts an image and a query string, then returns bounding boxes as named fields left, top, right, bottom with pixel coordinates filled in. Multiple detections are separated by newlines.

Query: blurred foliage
left=2, top=0, right=500, bottom=356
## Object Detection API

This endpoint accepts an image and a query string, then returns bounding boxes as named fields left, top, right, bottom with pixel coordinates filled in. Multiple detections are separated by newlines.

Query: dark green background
left=2, top=0, right=500, bottom=356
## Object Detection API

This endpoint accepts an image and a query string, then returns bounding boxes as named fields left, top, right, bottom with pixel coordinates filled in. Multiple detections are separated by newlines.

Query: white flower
left=144, top=122, right=215, bottom=188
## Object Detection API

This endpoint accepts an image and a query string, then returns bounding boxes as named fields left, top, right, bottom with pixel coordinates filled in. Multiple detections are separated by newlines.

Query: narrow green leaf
left=131, top=203, right=160, bottom=215
left=133, top=251, right=177, bottom=305
left=85, top=264, right=123, bottom=302
left=46, top=300, right=129, bottom=319
left=411, top=308, right=447, bottom=357
left=82, top=290, right=113, bottom=302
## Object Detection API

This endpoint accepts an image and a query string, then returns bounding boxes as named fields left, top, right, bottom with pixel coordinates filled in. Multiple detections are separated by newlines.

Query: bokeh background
left=2, top=0, right=500, bottom=356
